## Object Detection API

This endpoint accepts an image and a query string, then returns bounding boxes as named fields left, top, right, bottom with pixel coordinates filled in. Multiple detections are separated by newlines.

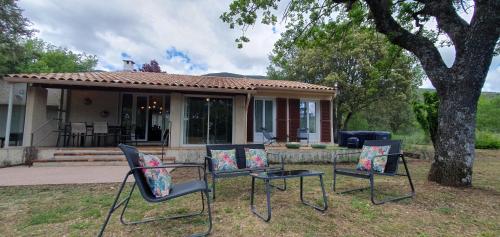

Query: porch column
left=169, top=93, right=182, bottom=147
left=4, top=83, right=14, bottom=148
left=22, top=86, right=48, bottom=146
left=234, top=95, right=246, bottom=144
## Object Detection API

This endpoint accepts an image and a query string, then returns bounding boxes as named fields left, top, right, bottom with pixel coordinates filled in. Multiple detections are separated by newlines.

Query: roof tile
left=5, top=72, right=334, bottom=92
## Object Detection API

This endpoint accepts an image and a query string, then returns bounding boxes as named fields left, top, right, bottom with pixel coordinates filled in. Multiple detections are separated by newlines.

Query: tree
left=16, top=38, right=97, bottom=73
left=268, top=23, right=422, bottom=135
left=413, top=91, right=439, bottom=149
left=0, top=0, right=34, bottom=74
left=141, top=60, right=162, bottom=73
left=221, top=0, right=500, bottom=187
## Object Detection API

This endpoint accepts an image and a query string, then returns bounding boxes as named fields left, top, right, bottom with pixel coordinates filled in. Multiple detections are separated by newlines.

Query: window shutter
left=247, top=97, right=254, bottom=142
left=320, top=100, right=331, bottom=142
left=276, top=98, right=287, bottom=142
left=288, top=99, right=300, bottom=141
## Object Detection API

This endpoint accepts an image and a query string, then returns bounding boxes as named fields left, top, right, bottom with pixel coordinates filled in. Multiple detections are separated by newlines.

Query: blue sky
left=18, top=0, right=500, bottom=92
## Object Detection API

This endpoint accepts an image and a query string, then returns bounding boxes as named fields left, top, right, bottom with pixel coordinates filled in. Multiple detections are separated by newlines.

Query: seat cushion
left=211, top=149, right=238, bottom=171
left=245, top=148, right=268, bottom=168
left=356, top=145, right=391, bottom=173
left=138, top=153, right=172, bottom=198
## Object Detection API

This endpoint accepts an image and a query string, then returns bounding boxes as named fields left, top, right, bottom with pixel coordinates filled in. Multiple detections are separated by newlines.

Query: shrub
left=475, top=131, right=500, bottom=149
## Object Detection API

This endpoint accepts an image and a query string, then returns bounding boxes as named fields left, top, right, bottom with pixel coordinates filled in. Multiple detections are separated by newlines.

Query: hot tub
left=337, top=131, right=391, bottom=148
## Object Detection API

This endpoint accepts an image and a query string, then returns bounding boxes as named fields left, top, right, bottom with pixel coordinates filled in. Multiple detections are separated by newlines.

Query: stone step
left=53, top=151, right=166, bottom=158
left=33, top=161, right=130, bottom=167
left=34, top=147, right=175, bottom=167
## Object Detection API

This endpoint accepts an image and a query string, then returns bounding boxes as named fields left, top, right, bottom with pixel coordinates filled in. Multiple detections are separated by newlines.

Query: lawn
left=0, top=150, right=499, bottom=236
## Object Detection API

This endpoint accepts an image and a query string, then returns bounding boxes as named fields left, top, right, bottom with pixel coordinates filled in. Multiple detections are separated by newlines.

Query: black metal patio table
left=250, top=169, right=328, bottom=222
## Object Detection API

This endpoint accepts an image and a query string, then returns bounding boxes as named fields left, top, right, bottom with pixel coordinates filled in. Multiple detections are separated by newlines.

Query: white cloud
left=18, top=0, right=500, bottom=91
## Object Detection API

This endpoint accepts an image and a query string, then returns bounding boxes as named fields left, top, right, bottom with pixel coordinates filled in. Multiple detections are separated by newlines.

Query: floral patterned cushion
left=211, top=149, right=238, bottom=171
left=138, top=153, right=172, bottom=198
left=356, top=145, right=391, bottom=173
left=245, top=148, right=268, bottom=168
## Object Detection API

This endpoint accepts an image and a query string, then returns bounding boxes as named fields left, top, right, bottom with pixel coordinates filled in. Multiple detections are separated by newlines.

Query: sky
left=19, top=0, right=500, bottom=92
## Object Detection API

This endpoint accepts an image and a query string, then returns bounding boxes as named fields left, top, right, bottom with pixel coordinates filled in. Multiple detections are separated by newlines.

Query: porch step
left=33, top=148, right=175, bottom=167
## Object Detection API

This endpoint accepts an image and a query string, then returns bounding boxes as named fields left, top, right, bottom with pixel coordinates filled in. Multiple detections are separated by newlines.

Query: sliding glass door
left=183, top=97, right=232, bottom=144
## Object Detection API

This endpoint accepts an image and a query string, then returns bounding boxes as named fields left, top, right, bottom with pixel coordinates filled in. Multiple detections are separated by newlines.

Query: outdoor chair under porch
left=98, top=144, right=212, bottom=237
left=332, top=140, right=415, bottom=205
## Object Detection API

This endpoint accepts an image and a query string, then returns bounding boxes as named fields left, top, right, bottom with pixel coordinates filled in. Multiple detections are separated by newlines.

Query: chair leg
left=332, top=170, right=337, bottom=192
left=98, top=171, right=133, bottom=237
left=211, top=175, right=216, bottom=200
left=119, top=188, right=212, bottom=237
left=370, top=158, right=416, bottom=205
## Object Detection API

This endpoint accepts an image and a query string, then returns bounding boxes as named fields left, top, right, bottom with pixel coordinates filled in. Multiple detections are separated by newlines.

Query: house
left=1, top=68, right=335, bottom=149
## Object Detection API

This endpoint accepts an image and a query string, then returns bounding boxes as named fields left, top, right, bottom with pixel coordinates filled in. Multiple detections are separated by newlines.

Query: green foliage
left=476, top=95, right=500, bottom=133
left=268, top=22, right=422, bottom=130
left=475, top=131, right=500, bottom=149
left=412, top=92, right=439, bottom=147
left=15, top=38, right=97, bottom=73
left=0, top=0, right=35, bottom=74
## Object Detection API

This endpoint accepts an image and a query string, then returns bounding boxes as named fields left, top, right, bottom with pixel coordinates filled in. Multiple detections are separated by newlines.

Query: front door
left=121, top=93, right=170, bottom=142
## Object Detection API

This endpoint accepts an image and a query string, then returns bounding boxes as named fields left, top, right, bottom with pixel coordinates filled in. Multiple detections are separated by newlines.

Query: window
left=254, top=99, right=273, bottom=132
left=300, top=101, right=317, bottom=133
left=183, top=97, right=232, bottom=144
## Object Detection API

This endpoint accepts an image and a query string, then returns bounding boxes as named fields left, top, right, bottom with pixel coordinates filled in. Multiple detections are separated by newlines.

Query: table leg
left=300, top=175, right=328, bottom=212
left=250, top=177, right=272, bottom=222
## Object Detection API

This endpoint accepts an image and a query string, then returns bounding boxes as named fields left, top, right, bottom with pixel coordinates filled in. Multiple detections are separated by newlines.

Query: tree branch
left=364, top=0, right=450, bottom=90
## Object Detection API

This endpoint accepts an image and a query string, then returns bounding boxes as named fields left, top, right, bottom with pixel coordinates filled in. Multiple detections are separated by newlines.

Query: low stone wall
left=0, top=147, right=26, bottom=167
left=173, top=148, right=351, bottom=164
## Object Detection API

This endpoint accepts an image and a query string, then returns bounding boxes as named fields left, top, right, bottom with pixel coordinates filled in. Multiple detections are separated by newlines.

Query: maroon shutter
left=320, top=100, right=331, bottom=142
left=247, top=97, right=254, bottom=142
left=288, top=99, right=300, bottom=141
left=276, top=98, right=287, bottom=142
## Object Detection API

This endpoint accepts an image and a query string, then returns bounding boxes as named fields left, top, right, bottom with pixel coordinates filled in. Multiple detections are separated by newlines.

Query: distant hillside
left=203, top=72, right=267, bottom=79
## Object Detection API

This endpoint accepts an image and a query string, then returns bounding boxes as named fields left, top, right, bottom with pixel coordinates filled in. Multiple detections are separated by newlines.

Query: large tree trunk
left=428, top=78, right=482, bottom=187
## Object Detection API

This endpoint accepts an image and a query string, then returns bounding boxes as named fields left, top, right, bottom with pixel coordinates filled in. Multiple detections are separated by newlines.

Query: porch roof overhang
left=3, top=72, right=335, bottom=97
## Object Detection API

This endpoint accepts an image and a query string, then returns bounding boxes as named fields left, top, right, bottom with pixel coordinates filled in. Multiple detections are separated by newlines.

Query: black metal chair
left=205, top=144, right=286, bottom=200
left=261, top=127, right=277, bottom=145
left=98, top=144, right=212, bottom=237
left=332, top=140, right=415, bottom=205
left=297, top=128, right=309, bottom=144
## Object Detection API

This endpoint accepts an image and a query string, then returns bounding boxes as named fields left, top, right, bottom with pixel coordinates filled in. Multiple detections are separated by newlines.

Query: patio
left=0, top=149, right=498, bottom=236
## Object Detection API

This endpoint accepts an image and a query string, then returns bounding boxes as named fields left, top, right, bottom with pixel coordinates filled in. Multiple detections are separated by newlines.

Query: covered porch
left=1, top=72, right=335, bottom=162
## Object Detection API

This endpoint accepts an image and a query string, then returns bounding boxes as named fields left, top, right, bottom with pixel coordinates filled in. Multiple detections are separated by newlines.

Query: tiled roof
left=4, top=72, right=334, bottom=93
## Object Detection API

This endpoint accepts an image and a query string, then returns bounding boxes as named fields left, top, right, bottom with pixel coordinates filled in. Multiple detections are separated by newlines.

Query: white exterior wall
left=68, top=90, right=121, bottom=125
left=22, top=87, right=48, bottom=146
left=233, top=95, right=247, bottom=144
left=169, top=93, right=183, bottom=147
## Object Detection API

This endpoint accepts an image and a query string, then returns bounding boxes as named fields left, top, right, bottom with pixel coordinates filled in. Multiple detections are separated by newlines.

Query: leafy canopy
left=16, top=38, right=97, bottom=73
left=268, top=20, right=422, bottom=129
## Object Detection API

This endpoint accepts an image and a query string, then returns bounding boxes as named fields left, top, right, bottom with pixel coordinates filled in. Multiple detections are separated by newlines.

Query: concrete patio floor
left=0, top=165, right=134, bottom=186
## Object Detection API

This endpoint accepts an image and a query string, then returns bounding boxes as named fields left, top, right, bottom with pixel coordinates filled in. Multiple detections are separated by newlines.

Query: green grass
left=1, top=150, right=500, bottom=236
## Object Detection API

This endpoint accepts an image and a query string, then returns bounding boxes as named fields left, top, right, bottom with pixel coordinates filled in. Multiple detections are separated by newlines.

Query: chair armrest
left=131, top=163, right=207, bottom=180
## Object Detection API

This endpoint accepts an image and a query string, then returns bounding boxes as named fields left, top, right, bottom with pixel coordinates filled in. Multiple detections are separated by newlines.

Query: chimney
left=122, top=59, right=135, bottom=71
